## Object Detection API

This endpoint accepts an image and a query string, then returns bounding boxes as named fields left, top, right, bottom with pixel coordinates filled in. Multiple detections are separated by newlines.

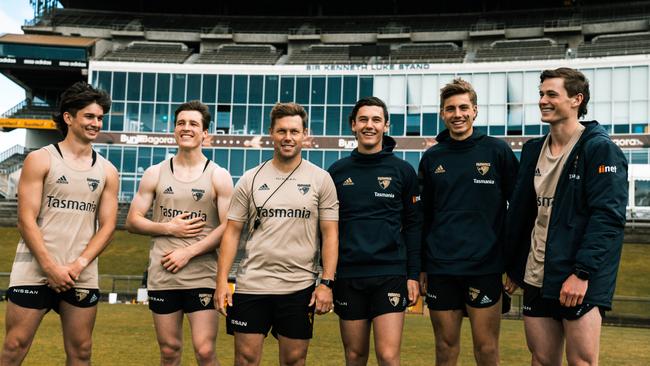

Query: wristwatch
left=573, top=268, right=590, bottom=281
left=320, top=279, right=335, bottom=289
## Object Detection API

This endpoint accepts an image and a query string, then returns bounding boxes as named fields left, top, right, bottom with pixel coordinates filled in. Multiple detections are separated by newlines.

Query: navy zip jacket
left=419, top=128, right=519, bottom=276
left=505, top=121, right=628, bottom=310
left=328, top=136, right=422, bottom=280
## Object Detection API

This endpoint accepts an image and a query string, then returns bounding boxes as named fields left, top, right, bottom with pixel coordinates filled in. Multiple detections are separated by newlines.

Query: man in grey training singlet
left=126, top=100, right=233, bottom=366
left=1, top=82, right=119, bottom=366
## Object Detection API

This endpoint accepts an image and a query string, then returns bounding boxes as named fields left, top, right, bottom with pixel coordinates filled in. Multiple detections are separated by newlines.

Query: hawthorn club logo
left=75, top=289, right=90, bottom=301
left=199, top=293, right=213, bottom=307
left=192, top=188, right=205, bottom=201
left=377, top=176, right=392, bottom=189
left=87, top=178, right=100, bottom=192
left=297, top=184, right=311, bottom=195
left=476, top=162, right=491, bottom=176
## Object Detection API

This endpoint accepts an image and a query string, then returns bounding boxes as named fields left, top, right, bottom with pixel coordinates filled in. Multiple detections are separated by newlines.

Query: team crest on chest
left=75, top=289, right=90, bottom=301
left=476, top=162, right=491, bottom=176
left=297, top=184, right=311, bottom=195
left=87, top=178, right=100, bottom=192
left=199, top=293, right=213, bottom=307
left=377, top=176, right=392, bottom=189
left=192, top=188, right=205, bottom=201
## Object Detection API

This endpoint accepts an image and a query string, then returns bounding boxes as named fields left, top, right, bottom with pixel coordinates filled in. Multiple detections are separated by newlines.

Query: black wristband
left=573, top=268, right=590, bottom=280
left=320, top=279, right=334, bottom=289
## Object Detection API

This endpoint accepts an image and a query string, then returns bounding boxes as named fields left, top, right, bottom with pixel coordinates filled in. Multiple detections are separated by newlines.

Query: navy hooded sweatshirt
left=419, top=128, right=519, bottom=276
left=328, top=136, right=422, bottom=280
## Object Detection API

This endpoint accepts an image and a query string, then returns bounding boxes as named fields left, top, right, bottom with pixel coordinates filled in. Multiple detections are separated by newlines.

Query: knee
left=566, top=352, right=597, bottom=366
left=235, top=348, right=260, bottom=366
left=531, top=352, right=560, bottom=366
left=159, top=341, right=182, bottom=362
left=376, top=348, right=400, bottom=365
left=67, top=339, right=93, bottom=362
left=194, top=343, right=216, bottom=364
left=473, top=342, right=498, bottom=362
left=345, top=348, right=369, bottom=364
left=3, top=336, right=30, bottom=356
left=282, top=349, right=308, bottom=366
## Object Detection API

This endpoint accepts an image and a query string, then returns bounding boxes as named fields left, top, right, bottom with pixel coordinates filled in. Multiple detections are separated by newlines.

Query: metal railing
left=0, top=145, right=25, bottom=166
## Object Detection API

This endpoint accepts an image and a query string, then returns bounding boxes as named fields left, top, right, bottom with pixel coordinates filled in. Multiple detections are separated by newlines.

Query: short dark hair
left=174, top=100, right=211, bottom=131
left=440, top=78, right=477, bottom=108
left=540, top=67, right=590, bottom=119
left=52, top=82, right=111, bottom=137
left=349, top=96, right=389, bottom=125
left=269, top=102, right=308, bottom=130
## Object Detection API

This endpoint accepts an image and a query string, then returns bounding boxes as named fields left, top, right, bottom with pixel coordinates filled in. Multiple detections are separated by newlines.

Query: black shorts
left=522, top=284, right=605, bottom=320
left=148, top=288, right=216, bottom=314
left=425, top=274, right=502, bottom=311
left=333, top=276, right=408, bottom=320
left=226, top=285, right=315, bottom=340
left=7, top=285, right=100, bottom=313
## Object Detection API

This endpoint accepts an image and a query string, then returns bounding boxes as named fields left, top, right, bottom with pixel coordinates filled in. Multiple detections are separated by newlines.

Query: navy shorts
left=8, top=285, right=100, bottom=313
left=522, top=284, right=605, bottom=320
left=425, top=274, right=502, bottom=311
left=148, top=288, right=216, bottom=314
left=333, top=276, right=408, bottom=320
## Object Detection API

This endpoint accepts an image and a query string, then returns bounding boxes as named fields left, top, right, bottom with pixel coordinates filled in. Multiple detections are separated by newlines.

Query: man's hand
left=161, top=247, right=193, bottom=273
left=215, top=281, right=232, bottom=316
left=166, top=213, right=206, bottom=238
left=407, top=279, right=420, bottom=306
left=559, top=274, right=588, bottom=307
left=310, top=284, right=333, bottom=315
left=67, top=257, right=89, bottom=281
left=44, top=263, right=76, bottom=293
left=418, top=272, right=428, bottom=296
left=504, top=275, right=518, bottom=295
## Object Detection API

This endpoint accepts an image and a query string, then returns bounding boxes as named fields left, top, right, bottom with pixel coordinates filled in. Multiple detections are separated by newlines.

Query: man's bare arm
left=215, top=219, right=245, bottom=315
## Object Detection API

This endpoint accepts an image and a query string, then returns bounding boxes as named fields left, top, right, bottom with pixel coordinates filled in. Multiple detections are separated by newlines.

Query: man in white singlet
left=126, top=100, right=233, bottom=366
left=1, top=82, right=119, bottom=366
left=215, top=102, right=339, bottom=366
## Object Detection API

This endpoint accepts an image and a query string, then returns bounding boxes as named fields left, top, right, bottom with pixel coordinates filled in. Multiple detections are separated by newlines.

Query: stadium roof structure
left=0, top=33, right=96, bottom=48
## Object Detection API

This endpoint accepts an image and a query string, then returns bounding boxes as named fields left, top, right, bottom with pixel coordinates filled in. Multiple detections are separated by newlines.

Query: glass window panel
left=523, top=72, right=540, bottom=104
left=248, top=106, right=262, bottom=135
left=137, top=147, right=151, bottom=174
left=406, top=113, right=420, bottom=136
left=507, top=105, right=523, bottom=127
left=122, top=148, right=137, bottom=173
left=154, top=104, right=170, bottom=132
left=438, top=74, right=455, bottom=104
left=217, top=75, right=233, bottom=104
left=612, top=68, right=629, bottom=102
left=507, top=72, right=523, bottom=104
left=612, top=101, right=629, bottom=124
left=594, top=102, right=611, bottom=125
left=310, top=106, right=324, bottom=135
left=631, top=152, right=648, bottom=165
left=343, top=76, right=358, bottom=104
left=202, top=75, right=216, bottom=104
left=214, top=149, right=228, bottom=168
left=141, top=73, right=155, bottom=102
left=232, top=106, right=246, bottom=133
left=489, top=73, right=506, bottom=104
left=156, top=73, right=170, bottom=102
left=614, top=124, right=629, bottom=133
left=264, top=75, right=279, bottom=104
left=109, top=102, right=124, bottom=131
left=95, top=145, right=108, bottom=159
left=326, top=106, right=341, bottom=135
left=308, top=150, right=323, bottom=167
left=631, top=66, right=648, bottom=100
left=311, top=77, right=325, bottom=104
left=341, top=106, right=353, bottom=136
left=422, top=75, right=438, bottom=109
left=489, top=126, right=505, bottom=136
left=472, top=73, right=489, bottom=107
left=112, top=72, right=126, bottom=100
left=389, top=76, right=406, bottom=113
left=407, top=75, right=422, bottom=107
left=524, top=104, right=541, bottom=125
left=488, top=105, right=506, bottom=126
left=97, top=71, right=111, bottom=93
left=207, top=105, right=216, bottom=134
left=405, top=152, right=420, bottom=171
left=120, top=177, right=135, bottom=202
left=262, top=150, right=274, bottom=161
left=594, top=69, right=612, bottom=102
left=234, top=75, right=248, bottom=103
left=125, top=103, right=139, bottom=132
left=295, top=77, right=310, bottom=104
left=245, top=150, right=260, bottom=170
left=474, top=104, right=487, bottom=126
left=152, top=148, right=166, bottom=164
left=324, top=151, right=339, bottom=169
left=262, top=105, right=272, bottom=132
left=326, top=76, right=342, bottom=104
left=172, top=74, right=186, bottom=103
left=422, top=112, right=437, bottom=136
left=390, top=113, right=405, bottom=136
left=524, top=125, right=540, bottom=135
left=186, top=74, right=201, bottom=101
left=140, top=103, right=154, bottom=132
left=229, top=150, right=245, bottom=177
left=216, top=105, right=231, bottom=132
left=108, top=147, right=122, bottom=170
left=631, top=101, right=647, bottom=124
left=126, top=72, right=141, bottom=101
left=280, top=76, right=295, bottom=102
left=359, top=76, right=373, bottom=99
left=249, top=75, right=263, bottom=104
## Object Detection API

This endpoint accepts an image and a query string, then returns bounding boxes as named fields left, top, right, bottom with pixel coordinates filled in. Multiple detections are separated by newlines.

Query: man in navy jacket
left=506, top=67, right=628, bottom=366
left=419, top=79, right=519, bottom=366
left=328, top=96, right=421, bottom=366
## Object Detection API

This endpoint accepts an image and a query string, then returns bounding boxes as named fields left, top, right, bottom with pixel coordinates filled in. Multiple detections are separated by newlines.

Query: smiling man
left=2, top=82, right=118, bottom=366
left=215, top=102, right=338, bottom=366
left=506, top=68, right=628, bottom=366
left=126, top=100, right=233, bottom=366
left=327, top=96, right=421, bottom=366
left=418, top=78, right=519, bottom=366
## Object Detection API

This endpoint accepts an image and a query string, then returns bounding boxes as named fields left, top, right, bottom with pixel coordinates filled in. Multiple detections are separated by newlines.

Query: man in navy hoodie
left=506, top=67, right=627, bottom=366
left=328, top=96, right=421, bottom=366
left=419, top=78, right=519, bottom=366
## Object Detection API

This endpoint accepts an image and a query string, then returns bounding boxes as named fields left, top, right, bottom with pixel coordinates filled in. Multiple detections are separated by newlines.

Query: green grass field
left=1, top=228, right=650, bottom=364
left=1, top=303, right=649, bottom=365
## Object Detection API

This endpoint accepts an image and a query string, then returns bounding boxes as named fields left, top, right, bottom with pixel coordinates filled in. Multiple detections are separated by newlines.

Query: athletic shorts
left=7, top=285, right=100, bottom=313
left=522, top=284, right=605, bottom=320
left=333, top=276, right=408, bottom=320
left=424, top=274, right=502, bottom=311
left=226, top=285, right=315, bottom=340
left=148, top=288, right=216, bottom=314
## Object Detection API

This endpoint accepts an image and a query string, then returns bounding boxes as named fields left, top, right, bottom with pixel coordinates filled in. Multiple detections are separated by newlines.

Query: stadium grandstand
left=0, top=0, right=649, bottom=221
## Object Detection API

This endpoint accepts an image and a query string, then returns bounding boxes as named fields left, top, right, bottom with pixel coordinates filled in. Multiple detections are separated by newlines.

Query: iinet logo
left=597, top=165, right=617, bottom=174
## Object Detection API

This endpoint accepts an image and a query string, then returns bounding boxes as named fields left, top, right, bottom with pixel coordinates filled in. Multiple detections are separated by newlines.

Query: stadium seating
left=195, top=45, right=282, bottom=65
left=474, top=38, right=567, bottom=62
left=577, top=32, right=650, bottom=58
left=100, top=42, right=192, bottom=63
left=287, top=45, right=354, bottom=64
left=379, top=43, right=465, bottom=64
